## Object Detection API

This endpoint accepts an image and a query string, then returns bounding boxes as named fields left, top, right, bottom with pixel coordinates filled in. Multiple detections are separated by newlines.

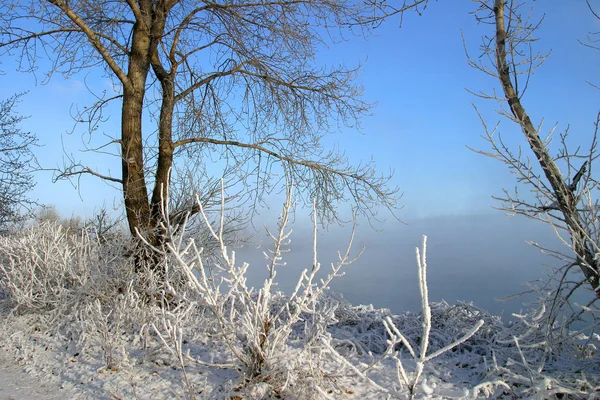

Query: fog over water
left=237, top=213, right=566, bottom=320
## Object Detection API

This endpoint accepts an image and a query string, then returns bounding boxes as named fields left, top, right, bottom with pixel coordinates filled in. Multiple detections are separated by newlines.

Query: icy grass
left=0, top=214, right=599, bottom=398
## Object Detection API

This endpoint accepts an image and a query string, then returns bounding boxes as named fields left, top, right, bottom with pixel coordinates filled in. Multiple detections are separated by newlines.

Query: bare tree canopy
left=467, top=0, right=600, bottom=321
left=0, top=93, right=37, bottom=233
left=0, top=1, right=428, bottom=260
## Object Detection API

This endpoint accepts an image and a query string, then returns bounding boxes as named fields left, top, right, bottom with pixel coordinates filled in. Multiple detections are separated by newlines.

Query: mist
left=237, top=213, right=565, bottom=320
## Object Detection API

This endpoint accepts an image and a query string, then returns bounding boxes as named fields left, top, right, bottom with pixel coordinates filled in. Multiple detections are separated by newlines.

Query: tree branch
left=53, top=165, right=123, bottom=184
left=46, top=0, right=131, bottom=91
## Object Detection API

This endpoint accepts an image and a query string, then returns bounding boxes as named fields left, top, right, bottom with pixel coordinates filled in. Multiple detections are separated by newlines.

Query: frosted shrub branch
left=2, top=190, right=598, bottom=396
left=143, top=179, right=363, bottom=395
left=382, top=236, right=484, bottom=399
left=150, top=300, right=197, bottom=398
left=0, top=223, right=92, bottom=315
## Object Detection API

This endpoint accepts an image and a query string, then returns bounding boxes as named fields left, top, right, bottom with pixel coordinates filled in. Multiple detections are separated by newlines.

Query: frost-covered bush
left=1, top=192, right=598, bottom=398
left=0, top=222, right=96, bottom=314
left=139, top=185, right=364, bottom=398
left=0, top=221, right=140, bottom=329
left=315, top=236, right=485, bottom=399
left=473, top=304, right=600, bottom=398
left=0, top=221, right=184, bottom=372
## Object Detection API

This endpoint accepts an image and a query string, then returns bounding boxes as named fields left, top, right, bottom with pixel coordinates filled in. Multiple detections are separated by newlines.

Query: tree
left=0, top=94, right=37, bottom=233
left=36, top=204, right=87, bottom=234
left=85, top=205, right=125, bottom=243
left=467, top=0, right=600, bottom=329
left=36, top=204, right=61, bottom=225
left=0, top=1, right=428, bottom=271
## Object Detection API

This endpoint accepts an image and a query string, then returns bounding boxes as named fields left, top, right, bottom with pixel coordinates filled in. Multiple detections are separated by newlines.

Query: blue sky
left=0, top=0, right=598, bottom=222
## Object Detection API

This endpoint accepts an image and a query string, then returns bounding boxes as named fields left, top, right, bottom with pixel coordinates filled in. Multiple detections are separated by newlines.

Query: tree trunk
left=149, top=1, right=175, bottom=243
left=121, top=4, right=154, bottom=271
left=494, top=0, right=600, bottom=298
left=120, top=2, right=175, bottom=277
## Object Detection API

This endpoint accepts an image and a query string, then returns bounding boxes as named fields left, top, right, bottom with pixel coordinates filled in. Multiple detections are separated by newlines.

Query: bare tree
left=36, top=205, right=61, bottom=225
left=0, top=1, right=428, bottom=272
left=36, top=204, right=87, bottom=234
left=85, top=205, right=124, bottom=243
left=0, top=93, right=37, bottom=233
left=467, top=0, right=600, bottom=329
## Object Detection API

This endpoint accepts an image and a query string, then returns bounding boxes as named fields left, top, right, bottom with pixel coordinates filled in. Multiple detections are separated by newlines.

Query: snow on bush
left=0, top=196, right=599, bottom=398
left=0, top=222, right=93, bottom=314
left=0, top=221, right=157, bottom=371
left=0, top=221, right=132, bottom=320
left=381, top=236, right=484, bottom=398
left=139, top=185, right=367, bottom=398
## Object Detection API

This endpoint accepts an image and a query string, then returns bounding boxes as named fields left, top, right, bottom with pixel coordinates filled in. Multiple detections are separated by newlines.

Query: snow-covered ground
left=0, top=296, right=598, bottom=399
left=0, top=224, right=599, bottom=399
left=0, top=351, right=71, bottom=400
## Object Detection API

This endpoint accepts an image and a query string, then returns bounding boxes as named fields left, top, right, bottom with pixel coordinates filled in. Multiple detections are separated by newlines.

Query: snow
left=0, top=224, right=599, bottom=399
left=0, top=351, right=71, bottom=400
left=0, top=296, right=598, bottom=399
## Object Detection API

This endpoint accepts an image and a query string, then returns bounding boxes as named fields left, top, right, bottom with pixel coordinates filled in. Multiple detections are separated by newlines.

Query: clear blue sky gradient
left=0, top=1, right=598, bottom=221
